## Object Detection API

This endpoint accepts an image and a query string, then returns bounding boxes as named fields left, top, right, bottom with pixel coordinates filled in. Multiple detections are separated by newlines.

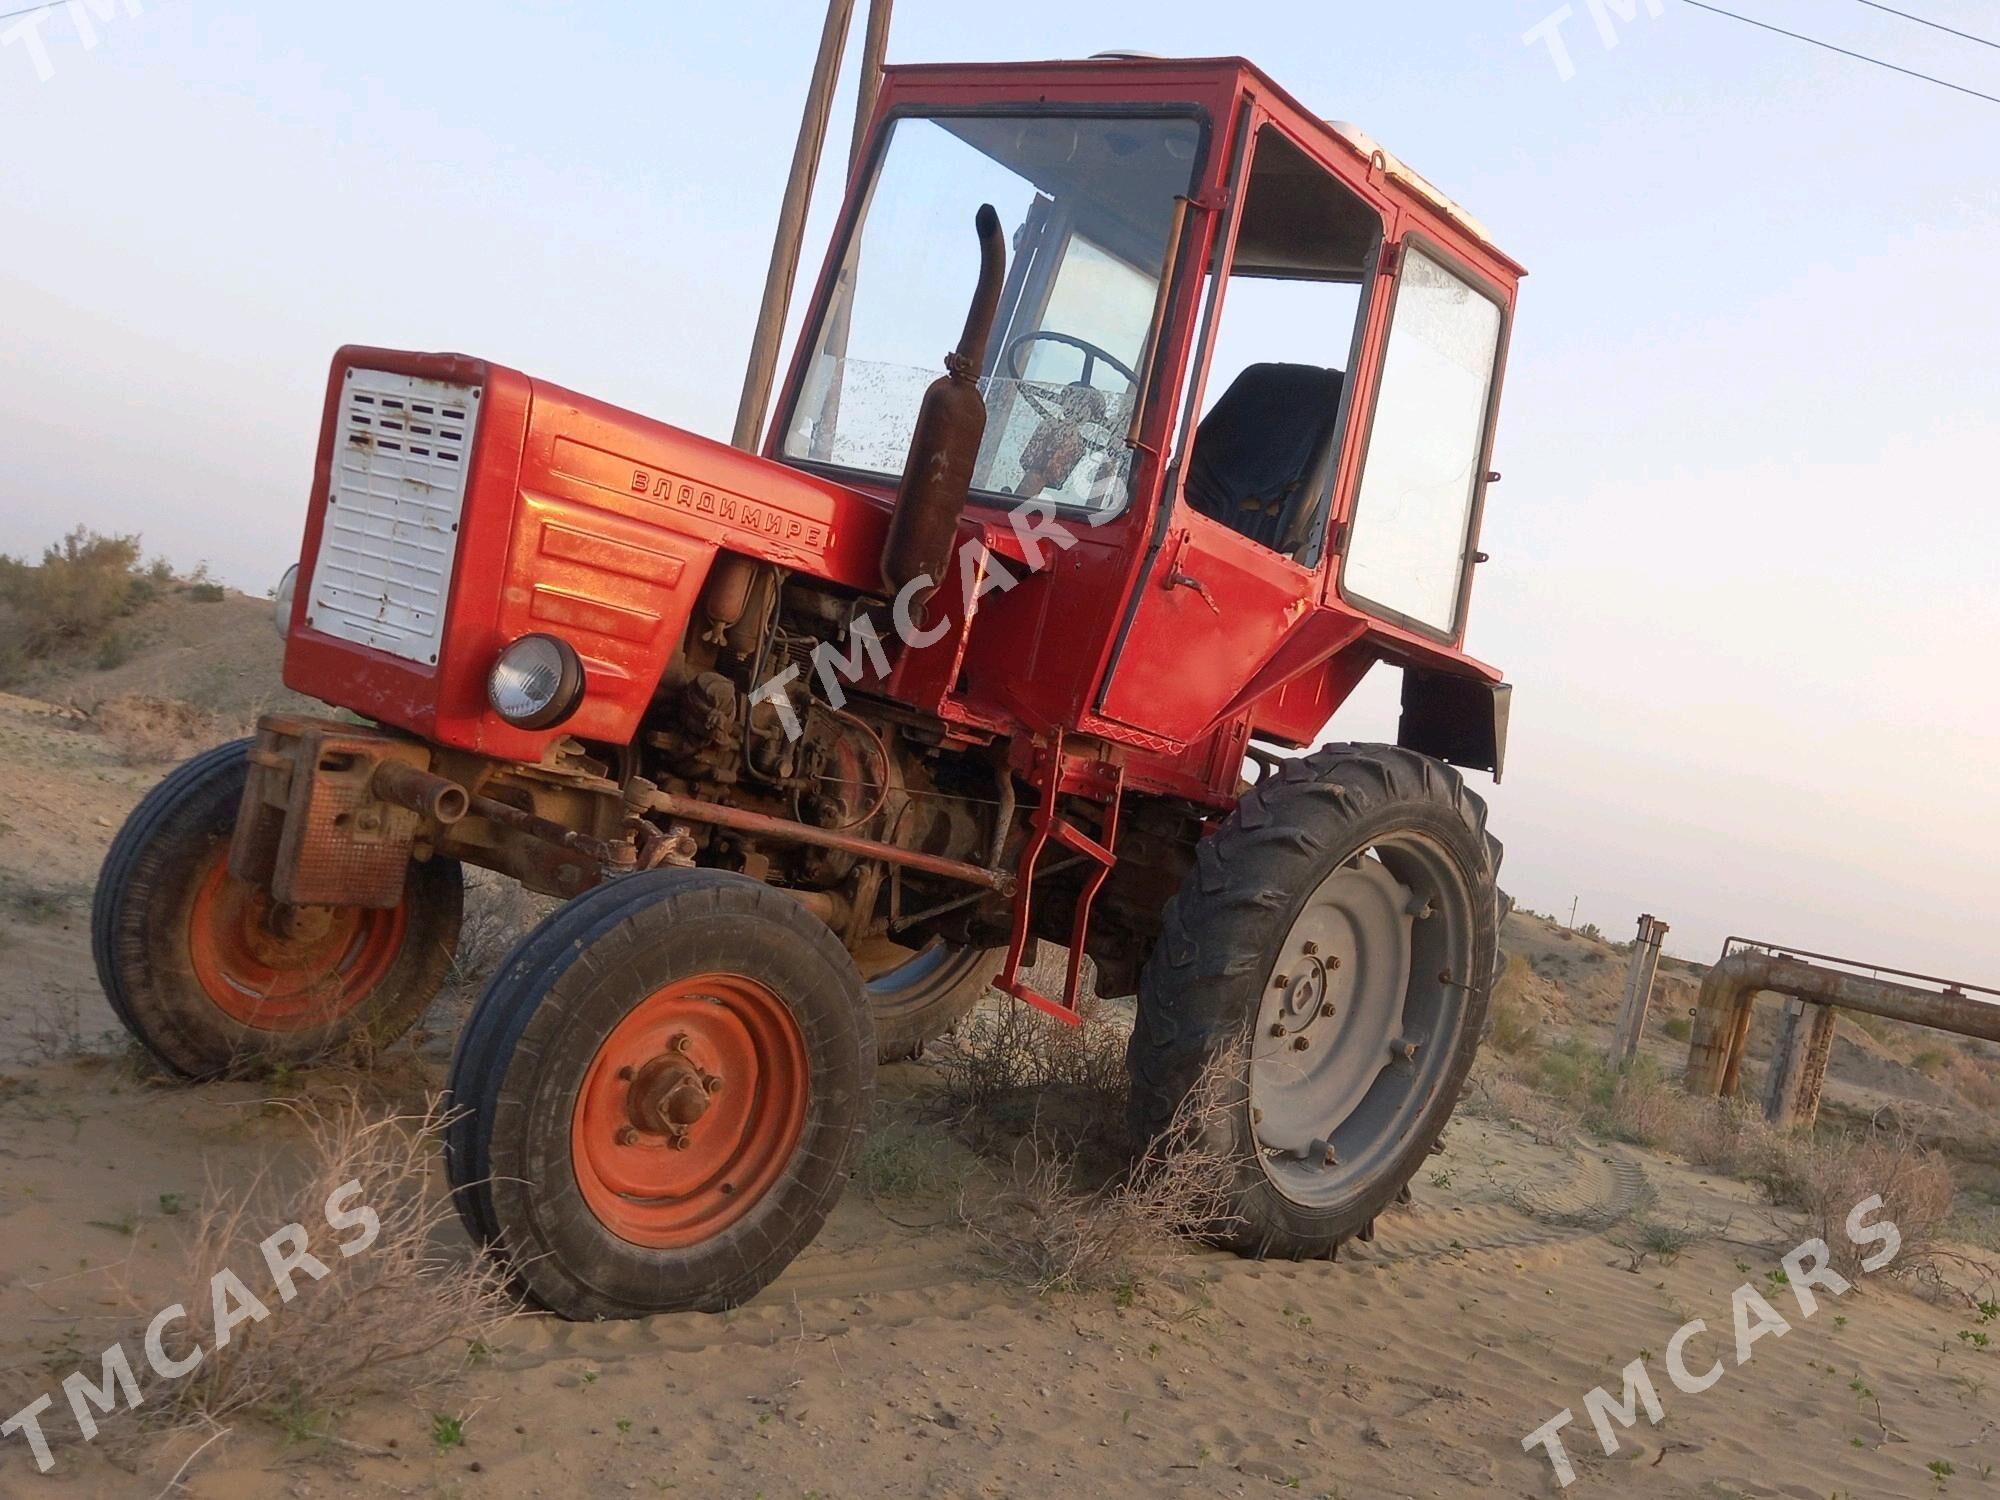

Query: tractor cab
left=772, top=57, right=1520, bottom=769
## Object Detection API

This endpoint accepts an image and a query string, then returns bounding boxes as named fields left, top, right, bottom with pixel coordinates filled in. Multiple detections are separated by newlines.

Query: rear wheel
left=93, top=740, right=463, bottom=1078
left=853, top=935, right=999, bottom=1062
left=1127, top=744, right=1500, bottom=1258
left=446, top=870, right=873, bottom=1319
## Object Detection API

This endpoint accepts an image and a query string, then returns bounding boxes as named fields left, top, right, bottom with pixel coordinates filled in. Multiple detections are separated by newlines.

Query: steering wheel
left=1002, top=331, right=1139, bottom=424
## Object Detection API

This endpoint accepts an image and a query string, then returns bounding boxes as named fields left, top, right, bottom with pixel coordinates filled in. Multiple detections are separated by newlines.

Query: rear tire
left=446, top=870, right=873, bottom=1320
left=93, top=740, right=463, bottom=1079
left=1127, top=744, right=1500, bottom=1259
left=855, top=937, right=999, bottom=1062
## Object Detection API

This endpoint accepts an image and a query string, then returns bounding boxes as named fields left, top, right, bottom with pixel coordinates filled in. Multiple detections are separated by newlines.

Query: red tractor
left=95, top=55, right=1518, bottom=1319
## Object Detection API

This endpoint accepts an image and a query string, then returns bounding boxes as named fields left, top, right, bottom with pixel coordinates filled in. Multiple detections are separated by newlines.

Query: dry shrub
left=1941, top=1051, right=2000, bottom=1113
left=961, top=1051, right=1244, bottom=1295
left=1752, top=1122, right=1958, bottom=1285
left=1462, top=1061, right=1578, bottom=1147
left=1487, top=993, right=1542, bottom=1057
left=939, top=976, right=1131, bottom=1149
left=417, top=869, right=555, bottom=1044
left=150, top=1094, right=514, bottom=1428
left=91, top=694, right=218, bottom=765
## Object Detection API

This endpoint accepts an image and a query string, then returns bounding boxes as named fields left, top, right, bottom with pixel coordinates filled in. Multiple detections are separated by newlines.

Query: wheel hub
left=624, top=1045, right=722, bottom=1141
left=571, top=974, right=810, bottom=1249
left=187, top=845, right=406, bottom=1032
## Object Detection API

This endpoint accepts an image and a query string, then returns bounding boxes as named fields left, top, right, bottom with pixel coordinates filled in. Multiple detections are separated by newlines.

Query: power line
left=1681, top=0, right=2000, bottom=107
left=1848, top=0, right=2000, bottom=53
left=0, top=1, right=66, bottom=25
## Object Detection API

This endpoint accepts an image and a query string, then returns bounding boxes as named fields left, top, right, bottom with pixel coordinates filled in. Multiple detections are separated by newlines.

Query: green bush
left=188, top=581, right=226, bottom=604
left=1662, top=1015, right=1692, bottom=1041
left=0, top=527, right=144, bottom=658
left=1488, top=993, right=1542, bottom=1056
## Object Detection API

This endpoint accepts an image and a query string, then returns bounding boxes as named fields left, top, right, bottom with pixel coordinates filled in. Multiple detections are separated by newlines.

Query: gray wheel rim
left=1249, top=831, right=1473, bottom=1210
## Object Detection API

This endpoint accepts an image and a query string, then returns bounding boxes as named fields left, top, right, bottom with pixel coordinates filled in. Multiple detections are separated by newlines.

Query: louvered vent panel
left=308, top=369, right=481, bottom=665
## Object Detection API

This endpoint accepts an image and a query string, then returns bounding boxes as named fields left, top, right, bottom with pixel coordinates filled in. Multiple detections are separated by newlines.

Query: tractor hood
left=281, top=346, right=894, bottom=761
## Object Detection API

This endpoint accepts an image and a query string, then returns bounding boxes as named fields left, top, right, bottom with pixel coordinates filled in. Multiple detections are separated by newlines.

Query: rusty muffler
left=880, top=204, right=1007, bottom=599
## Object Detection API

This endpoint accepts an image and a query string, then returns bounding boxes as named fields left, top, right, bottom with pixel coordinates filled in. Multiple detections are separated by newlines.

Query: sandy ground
left=1, top=690, right=1996, bottom=1498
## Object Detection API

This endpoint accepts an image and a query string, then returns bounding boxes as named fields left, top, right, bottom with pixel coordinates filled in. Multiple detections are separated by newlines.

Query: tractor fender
left=1397, top=666, right=1510, bottom=781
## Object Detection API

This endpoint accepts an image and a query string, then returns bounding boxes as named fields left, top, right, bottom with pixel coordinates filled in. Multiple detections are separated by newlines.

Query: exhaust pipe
left=880, top=204, right=1008, bottom=598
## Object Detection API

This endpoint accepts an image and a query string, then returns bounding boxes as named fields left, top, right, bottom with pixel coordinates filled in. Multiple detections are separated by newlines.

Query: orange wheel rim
left=186, top=845, right=407, bottom=1032
left=570, top=973, right=810, bottom=1250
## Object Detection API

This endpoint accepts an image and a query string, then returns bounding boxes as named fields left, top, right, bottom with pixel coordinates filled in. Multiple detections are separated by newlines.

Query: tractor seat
left=1185, top=362, right=1345, bottom=558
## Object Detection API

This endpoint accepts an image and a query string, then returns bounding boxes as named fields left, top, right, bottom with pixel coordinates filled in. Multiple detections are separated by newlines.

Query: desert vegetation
left=0, top=527, right=224, bottom=687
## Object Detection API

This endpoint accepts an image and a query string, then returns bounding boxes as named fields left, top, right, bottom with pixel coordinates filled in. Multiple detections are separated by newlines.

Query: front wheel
left=445, top=870, right=873, bottom=1320
left=93, top=740, right=463, bottom=1079
left=1127, top=744, right=1501, bottom=1258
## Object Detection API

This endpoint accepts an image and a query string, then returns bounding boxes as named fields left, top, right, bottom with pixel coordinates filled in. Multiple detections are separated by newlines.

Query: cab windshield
left=781, top=113, right=1202, bottom=513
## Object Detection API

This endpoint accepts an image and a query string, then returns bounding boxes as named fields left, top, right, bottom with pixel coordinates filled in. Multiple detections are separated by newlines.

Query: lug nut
left=1270, top=1023, right=1287, bottom=1038
left=615, top=1126, right=639, bottom=1146
left=1323, top=1147, right=1338, bottom=1167
left=1302, top=941, right=1318, bottom=956
left=1319, top=1002, right=1337, bottom=1018
left=703, top=1075, right=724, bottom=1095
left=1272, top=974, right=1289, bottom=989
left=671, top=1135, right=692, bottom=1151
left=1291, top=1036, right=1311, bottom=1052
left=617, top=1066, right=635, bottom=1082
left=672, top=1035, right=693, bottom=1055
left=1328, top=956, right=1342, bottom=971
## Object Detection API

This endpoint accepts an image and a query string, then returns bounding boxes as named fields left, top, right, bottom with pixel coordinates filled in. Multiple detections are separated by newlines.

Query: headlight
left=487, top=634, right=585, bottom=729
left=273, top=565, right=299, bottom=639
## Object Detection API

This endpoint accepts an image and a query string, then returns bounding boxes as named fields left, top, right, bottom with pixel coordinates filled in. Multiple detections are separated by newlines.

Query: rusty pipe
left=880, top=206, right=1008, bottom=597
left=636, top=788, right=1012, bottom=894
left=953, top=203, right=1008, bottom=374
left=1737, top=950, right=2000, bottom=1042
left=371, top=761, right=469, bottom=825
left=1686, top=948, right=2000, bottom=1098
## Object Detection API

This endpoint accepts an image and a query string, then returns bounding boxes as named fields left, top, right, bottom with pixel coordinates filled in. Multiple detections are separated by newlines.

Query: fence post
left=1611, top=915, right=1669, bottom=1065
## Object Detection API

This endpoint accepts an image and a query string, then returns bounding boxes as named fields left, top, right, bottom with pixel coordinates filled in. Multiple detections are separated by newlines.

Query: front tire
left=445, top=870, right=873, bottom=1320
left=93, top=740, right=463, bottom=1079
left=1127, top=744, right=1500, bottom=1258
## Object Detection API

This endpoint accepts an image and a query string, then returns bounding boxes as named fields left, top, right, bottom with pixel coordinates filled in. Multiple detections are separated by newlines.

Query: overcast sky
left=4, top=0, right=1996, bottom=978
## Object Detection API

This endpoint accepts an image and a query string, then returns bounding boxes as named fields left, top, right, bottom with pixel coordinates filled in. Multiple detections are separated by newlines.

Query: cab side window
left=1181, top=127, right=1382, bottom=565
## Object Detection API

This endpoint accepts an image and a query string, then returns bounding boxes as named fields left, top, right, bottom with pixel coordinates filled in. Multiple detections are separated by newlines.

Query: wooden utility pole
left=731, top=0, right=858, bottom=453
left=850, top=0, right=894, bottom=175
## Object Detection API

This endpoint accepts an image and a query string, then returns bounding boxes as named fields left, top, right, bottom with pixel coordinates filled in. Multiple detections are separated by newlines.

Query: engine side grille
left=308, top=369, right=481, bottom=666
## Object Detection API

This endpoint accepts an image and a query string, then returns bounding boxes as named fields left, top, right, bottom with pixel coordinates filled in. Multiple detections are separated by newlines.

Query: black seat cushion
left=1185, top=362, right=1344, bottom=557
